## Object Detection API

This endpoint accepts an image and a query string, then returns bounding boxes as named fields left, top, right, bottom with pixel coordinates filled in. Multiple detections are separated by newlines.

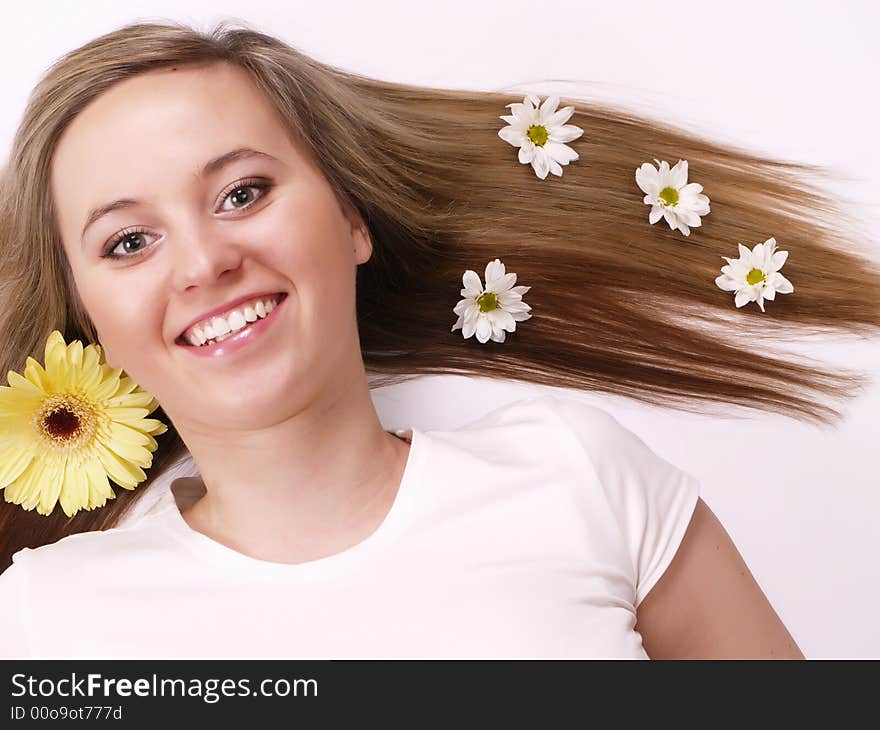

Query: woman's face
left=50, top=62, right=372, bottom=428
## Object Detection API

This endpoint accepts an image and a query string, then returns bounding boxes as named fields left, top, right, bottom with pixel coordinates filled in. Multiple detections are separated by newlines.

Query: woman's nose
left=170, top=224, right=246, bottom=292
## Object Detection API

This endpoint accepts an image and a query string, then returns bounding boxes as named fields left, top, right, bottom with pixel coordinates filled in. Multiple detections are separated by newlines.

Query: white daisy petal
left=773, top=273, right=795, bottom=294
left=715, top=274, right=736, bottom=291
left=492, top=271, right=517, bottom=291
left=490, top=307, right=516, bottom=331
left=550, top=123, right=585, bottom=143
left=545, top=105, right=576, bottom=127
left=770, top=249, right=789, bottom=271
left=485, top=258, right=506, bottom=282
left=498, top=126, right=527, bottom=146
left=499, top=94, right=584, bottom=178
left=716, top=238, right=794, bottom=311
left=680, top=182, right=704, bottom=195
left=635, top=164, right=660, bottom=195
left=476, top=316, right=492, bottom=343
left=734, top=290, right=752, bottom=308
left=462, top=269, right=483, bottom=295
left=452, top=258, right=532, bottom=343
left=544, top=141, right=579, bottom=164
left=636, top=158, right=710, bottom=237
left=532, top=148, right=551, bottom=179
left=539, top=95, right=561, bottom=117
left=669, top=160, right=688, bottom=188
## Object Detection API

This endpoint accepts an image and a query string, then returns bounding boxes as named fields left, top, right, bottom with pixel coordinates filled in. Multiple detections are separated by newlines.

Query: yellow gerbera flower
left=0, top=330, right=167, bottom=517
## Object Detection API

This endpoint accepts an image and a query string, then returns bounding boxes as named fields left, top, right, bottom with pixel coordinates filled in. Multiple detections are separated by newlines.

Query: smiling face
left=50, top=61, right=373, bottom=429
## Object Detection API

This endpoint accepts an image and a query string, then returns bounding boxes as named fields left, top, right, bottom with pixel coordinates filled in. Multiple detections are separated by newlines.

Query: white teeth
left=210, top=317, right=232, bottom=338
left=182, top=294, right=282, bottom=347
left=228, top=310, right=248, bottom=332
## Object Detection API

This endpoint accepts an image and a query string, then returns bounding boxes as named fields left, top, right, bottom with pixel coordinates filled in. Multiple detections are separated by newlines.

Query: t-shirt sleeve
left=548, top=395, right=701, bottom=609
left=0, top=550, right=33, bottom=658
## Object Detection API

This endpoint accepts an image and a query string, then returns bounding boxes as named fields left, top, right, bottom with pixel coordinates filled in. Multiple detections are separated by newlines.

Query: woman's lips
left=176, top=292, right=288, bottom=358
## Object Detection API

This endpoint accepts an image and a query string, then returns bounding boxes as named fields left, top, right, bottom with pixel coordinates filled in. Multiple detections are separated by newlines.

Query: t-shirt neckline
left=156, top=427, right=428, bottom=581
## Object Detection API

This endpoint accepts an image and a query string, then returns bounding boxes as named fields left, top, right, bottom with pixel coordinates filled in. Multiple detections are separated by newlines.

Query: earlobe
left=353, top=224, right=373, bottom=265
left=339, top=196, right=372, bottom=264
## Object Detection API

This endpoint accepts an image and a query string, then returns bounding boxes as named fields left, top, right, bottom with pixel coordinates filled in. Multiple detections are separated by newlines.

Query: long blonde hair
left=1, top=18, right=878, bottom=570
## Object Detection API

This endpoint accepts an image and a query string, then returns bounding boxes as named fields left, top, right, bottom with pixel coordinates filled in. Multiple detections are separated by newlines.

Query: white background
left=2, top=0, right=878, bottom=658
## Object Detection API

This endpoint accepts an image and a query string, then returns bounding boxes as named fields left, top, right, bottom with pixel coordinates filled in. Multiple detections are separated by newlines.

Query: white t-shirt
left=0, top=394, right=700, bottom=659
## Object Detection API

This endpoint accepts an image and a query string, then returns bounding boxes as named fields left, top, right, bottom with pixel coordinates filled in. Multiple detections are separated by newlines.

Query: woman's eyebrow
left=79, top=147, right=281, bottom=244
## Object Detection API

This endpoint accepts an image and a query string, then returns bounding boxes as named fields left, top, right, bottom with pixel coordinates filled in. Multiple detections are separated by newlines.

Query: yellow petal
left=66, top=340, right=84, bottom=387
left=6, top=369, right=44, bottom=395
left=90, top=367, right=123, bottom=402
left=0, top=382, right=43, bottom=413
left=44, top=334, right=69, bottom=384
left=107, top=420, right=154, bottom=449
left=38, top=456, right=65, bottom=516
left=135, top=417, right=168, bottom=436
left=114, top=427, right=158, bottom=451
left=101, top=438, right=153, bottom=469
left=95, top=439, right=146, bottom=489
left=107, top=391, right=155, bottom=409
left=77, top=346, right=104, bottom=391
left=23, top=357, right=51, bottom=392
left=59, top=454, right=91, bottom=517
left=105, top=406, right=151, bottom=421
left=10, top=450, right=66, bottom=517
left=0, top=438, right=36, bottom=485
left=84, top=456, right=115, bottom=509
left=114, top=375, right=140, bottom=397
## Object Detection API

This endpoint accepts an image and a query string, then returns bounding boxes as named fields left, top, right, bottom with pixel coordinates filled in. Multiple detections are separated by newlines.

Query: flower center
left=746, top=268, right=767, bottom=286
left=658, top=186, right=679, bottom=206
left=34, top=394, right=98, bottom=449
left=526, top=124, right=549, bottom=147
left=476, top=291, right=499, bottom=312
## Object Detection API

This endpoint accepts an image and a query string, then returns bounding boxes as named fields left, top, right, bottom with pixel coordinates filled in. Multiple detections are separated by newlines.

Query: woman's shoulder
left=484, top=392, right=668, bottom=462
left=420, top=392, right=622, bottom=483
left=443, top=392, right=619, bottom=452
left=4, top=507, right=171, bottom=580
left=445, top=392, right=696, bottom=495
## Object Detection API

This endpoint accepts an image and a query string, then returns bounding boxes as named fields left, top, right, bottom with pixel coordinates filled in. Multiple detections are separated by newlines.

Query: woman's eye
left=102, top=228, right=152, bottom=259
left=216, top=180, right=272, bottom=213
left=101, top=180, right=272, bottom=259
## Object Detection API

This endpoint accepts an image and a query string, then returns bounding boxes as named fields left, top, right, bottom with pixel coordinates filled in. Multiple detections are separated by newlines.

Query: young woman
left=0, top=19, right=876, bottom=659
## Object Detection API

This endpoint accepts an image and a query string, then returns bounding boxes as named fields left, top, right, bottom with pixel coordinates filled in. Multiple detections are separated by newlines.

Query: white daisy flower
left=451, top=258, right=532, bottom=343
left=635, top=158, right=711, bottom=236
left=498, top=93, right=584, bottom=180
left=715, top=237, right=794, bottom=312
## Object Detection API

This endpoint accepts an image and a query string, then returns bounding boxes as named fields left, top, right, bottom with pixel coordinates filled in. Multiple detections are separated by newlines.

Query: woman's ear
left=338, top=195, right=373, bottom=265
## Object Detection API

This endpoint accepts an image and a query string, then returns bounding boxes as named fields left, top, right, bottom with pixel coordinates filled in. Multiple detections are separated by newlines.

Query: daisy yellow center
left=746, top=268, right=766, bottom=286
left=34, top=394, right=98, bottom=450
left=476, top=291, right=499, bottom=312
left=526, top=125, right=549, bottom=147
left=658, top=186, right=679, bottom=206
